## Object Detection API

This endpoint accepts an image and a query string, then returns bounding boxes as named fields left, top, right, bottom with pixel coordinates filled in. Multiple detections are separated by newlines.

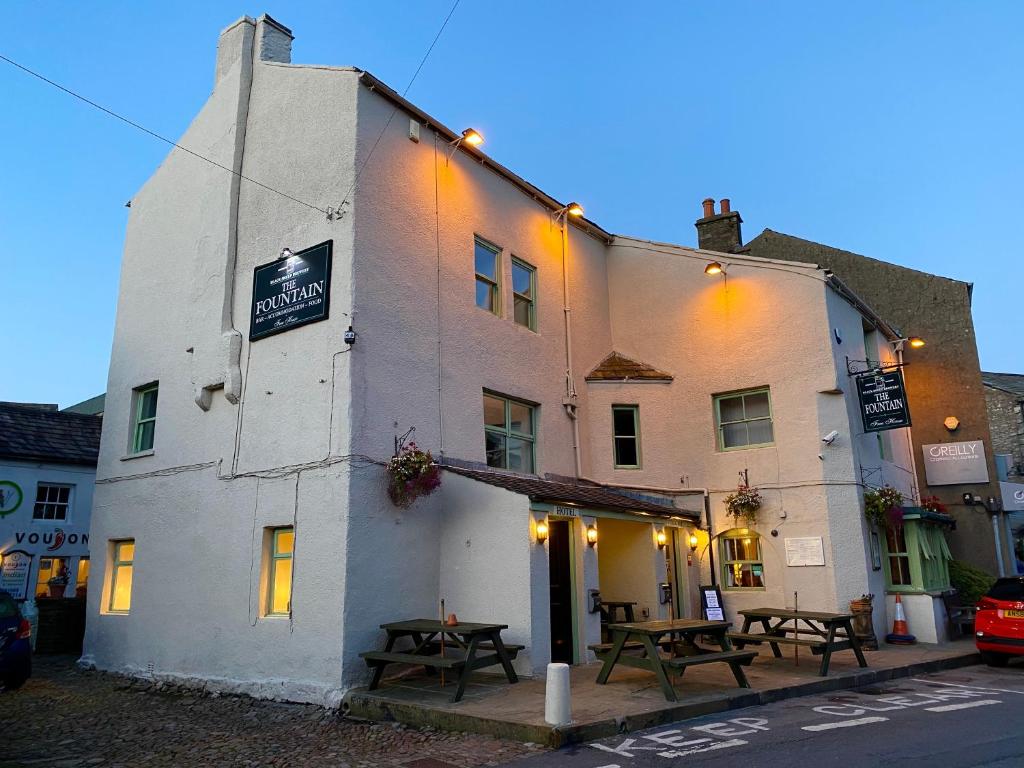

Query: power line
left=0, top=52, right=330, bottom=215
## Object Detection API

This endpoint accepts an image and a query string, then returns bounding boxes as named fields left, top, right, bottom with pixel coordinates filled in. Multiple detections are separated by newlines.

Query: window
left=130, top=384, right=159, bottom=453
left=714, top=388, right=774, bottom=450
left=612, top=405, right=641, bottom=468
left=76, top=557, right=90, bottom=595
left=883, top=518, right=953, bottom=592
left=108, top=540, right=135, bottom=613
left=721, top=530, right=765, bottom=589
left=483, top=392, right=535, bottom=474
left=474, top=237, right=500, bottom=314
left=511, top=258, right=536, bottom=330
left=885, top=526, right=912, bottom=586
left=267, top=527, right=294, bottom=616
left=33, top=483, right=72, bottom=521
left=36, top=557, right=69, bottom=598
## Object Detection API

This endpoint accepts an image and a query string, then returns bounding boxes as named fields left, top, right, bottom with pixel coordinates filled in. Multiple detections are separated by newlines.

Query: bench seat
left=728, top=632, right=827, bottom=649
left=663, top=649, right=758, bottom=669
left=360, top=651, right=465, bottom=669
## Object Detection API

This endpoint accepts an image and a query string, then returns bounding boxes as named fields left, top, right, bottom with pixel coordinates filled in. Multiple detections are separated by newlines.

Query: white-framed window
left=130, top=383, right=159, bottom=453
left=721, top=530, right=765, bottom=589
left=511, top=257, right=536, bottom=330
left=474, top=237, right=501, bottom=315
left=713, top=388, right=774, bottom=450
left=108, top=539, right=135, bottom=613
left=33, top=483, right=73, bottom=521
left=612, top=405, right=641, bottom=468
left=266, top=527, right=294, bottom=616
left=483, top=392, right=536, bottom=474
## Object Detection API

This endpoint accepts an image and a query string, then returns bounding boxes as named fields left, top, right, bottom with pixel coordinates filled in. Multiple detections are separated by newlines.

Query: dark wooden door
left=548, top=520, right=574, bottom=663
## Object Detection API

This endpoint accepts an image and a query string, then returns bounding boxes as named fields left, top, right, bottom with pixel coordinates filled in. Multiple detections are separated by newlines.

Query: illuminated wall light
left=908, top=336, right=925, bottom=349
left=535, top=519, right=549, bottom=545
left=567, top=202, right=584, bottom=217
left=461, top=128, right=484, bottom=147
left=688, top=533, right=699, bottom=552
left=704, top=261, right=723, bottom=276
left=656, top=529, right=667, bottom=549
left=586, top=524, right=598, bottom=547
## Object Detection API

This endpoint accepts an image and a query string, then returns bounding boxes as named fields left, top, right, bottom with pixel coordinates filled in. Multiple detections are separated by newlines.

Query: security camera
left=822, top=430, right=839, bottom=445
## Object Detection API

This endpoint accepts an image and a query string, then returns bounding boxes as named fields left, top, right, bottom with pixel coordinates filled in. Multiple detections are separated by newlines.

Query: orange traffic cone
left=885, top=594, right=916, bottom=644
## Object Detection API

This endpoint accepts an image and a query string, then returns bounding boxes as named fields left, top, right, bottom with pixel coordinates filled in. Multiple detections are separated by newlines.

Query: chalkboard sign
left=700, top=584, right=725, bottom=621
left=856, top=370, right=911, bottom=433
left=250, top=240, right=332, bottom=340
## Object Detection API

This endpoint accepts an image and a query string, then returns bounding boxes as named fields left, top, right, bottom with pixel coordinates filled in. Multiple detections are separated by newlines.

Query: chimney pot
left=701, top=198, right=715, bottom=219
left=720, top=198, right=731, bottom=214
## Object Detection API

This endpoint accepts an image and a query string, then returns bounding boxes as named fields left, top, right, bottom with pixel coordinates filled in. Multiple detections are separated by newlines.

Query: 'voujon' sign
left=856, top=370, right=911, bottom=433
left=250, top=240, right=332, bottom=340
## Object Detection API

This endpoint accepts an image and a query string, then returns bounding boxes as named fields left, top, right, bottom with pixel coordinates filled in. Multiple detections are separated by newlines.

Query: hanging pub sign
left=856, top=369, right=911, bottom=433
left=250, top=240, right=332, bottom=340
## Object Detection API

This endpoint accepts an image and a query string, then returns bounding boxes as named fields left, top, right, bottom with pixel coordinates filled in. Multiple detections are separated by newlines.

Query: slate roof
left=0, top=403, right=102, bottom=466
left=63, top=394, right=106, bottom=416
left=585, top=352, right=673, bottom=382
left=443, top=464, right=698, bottom=519
left=982, top=372, right=1024, bottom=398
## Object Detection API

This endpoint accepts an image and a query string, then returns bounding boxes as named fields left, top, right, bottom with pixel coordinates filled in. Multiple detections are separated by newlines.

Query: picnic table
left=600, top=600, right=638, bottom=623
left=592, top=619, right=756, bottom=702
left=728, top=608, right=868, bottom=676
left=360, top=619, right=522, bottom=703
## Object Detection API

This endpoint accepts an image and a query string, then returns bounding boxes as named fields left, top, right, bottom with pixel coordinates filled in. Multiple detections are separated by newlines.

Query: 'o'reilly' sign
left=250, top=240, right=332, bottom=340
left=856, top=370, right=911, bottom=433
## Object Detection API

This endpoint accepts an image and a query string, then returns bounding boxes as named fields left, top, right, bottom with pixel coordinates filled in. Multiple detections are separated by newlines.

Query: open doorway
left=548, top=520, right=575, bottom=663
left=666, top=529, right=688, bottom=618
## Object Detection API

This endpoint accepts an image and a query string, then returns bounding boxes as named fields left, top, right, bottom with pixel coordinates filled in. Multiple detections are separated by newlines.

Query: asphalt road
left=500, top=663, right=1024, bottom=768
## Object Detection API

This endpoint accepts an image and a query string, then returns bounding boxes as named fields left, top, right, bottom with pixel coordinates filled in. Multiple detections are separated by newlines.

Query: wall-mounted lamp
left=447, top=128, right=484, bottom=163
left=704, top=261, right=724, bottom=276
left=535, top=519, right=549, bottom=545
left=688, top=532, right=699, bottom=552
left=656, top=529, right=667, bottom=549
left=279, top=247, right=294, bottom=260
left=908, top=336, right=925, bottom=349
left=553, top=201, right=585, bottom=223
left=891, top=336, right=926, bottom=352
left=586, top=524, right=598, bottom=547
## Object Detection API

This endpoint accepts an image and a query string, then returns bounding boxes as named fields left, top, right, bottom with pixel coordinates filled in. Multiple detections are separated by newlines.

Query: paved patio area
left=344, top=639, right=980, bottom=746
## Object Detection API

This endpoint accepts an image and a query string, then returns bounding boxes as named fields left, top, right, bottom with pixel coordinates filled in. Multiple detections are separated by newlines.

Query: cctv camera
left=822, top=430, right=839, bottom=445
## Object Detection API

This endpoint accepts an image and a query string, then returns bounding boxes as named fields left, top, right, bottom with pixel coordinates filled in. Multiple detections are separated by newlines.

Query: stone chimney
left=215, top=14, right=292, bottom=85
left=695, top=198, right=743, bottom=252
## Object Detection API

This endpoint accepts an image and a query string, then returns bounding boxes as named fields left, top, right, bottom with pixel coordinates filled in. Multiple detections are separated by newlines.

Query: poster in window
left=856, top=370, right=911, bottom=433
left=250, top=240, right=332, bottom=340
left=0, top=550, right=33, bottom=600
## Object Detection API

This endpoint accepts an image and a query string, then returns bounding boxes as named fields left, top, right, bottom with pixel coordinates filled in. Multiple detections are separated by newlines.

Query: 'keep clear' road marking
left=923, top=699, right=1002, bottom=712
left=912, top=678, right=1024, bottom=696
left=802, top=716, right=888, bottom=732
left=591, top=717, right=768, bottom=759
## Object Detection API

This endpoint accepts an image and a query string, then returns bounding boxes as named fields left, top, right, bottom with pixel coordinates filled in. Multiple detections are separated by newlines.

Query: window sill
left=722, top=586, right=767, bottom=592
left=101, top=610, right=130, bottom=616
left=718, top=443, right=775, bottom=453
left=121, top=450, right=154, bottom=461
left=262, top=613, right=291, bottom=621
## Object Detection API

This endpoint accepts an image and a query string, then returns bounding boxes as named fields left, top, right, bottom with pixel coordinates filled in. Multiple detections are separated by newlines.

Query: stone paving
left=0, top=656, right=539, bottom=768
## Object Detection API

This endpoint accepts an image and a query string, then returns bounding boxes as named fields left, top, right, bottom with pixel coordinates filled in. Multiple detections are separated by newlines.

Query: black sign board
left=250, top=240, right=332, bottom=340
left=856, top=369, right=911, bottom=433
left=700, top=584, right=725, bottom=621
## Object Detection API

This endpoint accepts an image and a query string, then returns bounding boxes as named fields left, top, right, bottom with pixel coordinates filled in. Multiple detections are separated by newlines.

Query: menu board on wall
left=784, top=537, right=826, bottom=567
left=0, top=550, right=33, bottom=600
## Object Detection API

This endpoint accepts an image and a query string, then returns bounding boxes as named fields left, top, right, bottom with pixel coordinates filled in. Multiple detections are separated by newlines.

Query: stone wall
left=985, top=384, right=1024, bottom=483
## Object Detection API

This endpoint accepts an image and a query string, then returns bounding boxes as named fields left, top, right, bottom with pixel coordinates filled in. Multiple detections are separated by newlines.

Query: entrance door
left=548, top=520, right=574, bottom=663
left=667, top=529, right=687, bottom=619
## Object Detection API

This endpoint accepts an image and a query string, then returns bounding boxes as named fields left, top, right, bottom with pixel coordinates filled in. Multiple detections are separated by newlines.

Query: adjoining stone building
left=695, top=207, right=1008, bottom=575
left=982, top=371, right=1024, bottom=573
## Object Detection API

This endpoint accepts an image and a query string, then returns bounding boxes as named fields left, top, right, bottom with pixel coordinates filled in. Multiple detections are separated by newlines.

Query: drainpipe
left=560, top=214, right=581, bottom=477
left=704, top=491, right=717, bottom=587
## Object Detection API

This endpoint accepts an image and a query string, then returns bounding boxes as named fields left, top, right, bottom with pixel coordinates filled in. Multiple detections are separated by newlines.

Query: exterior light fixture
left=279, top=247, right=294, bottom=260
left=688, top=532, right=699, bottom=552
left=586, top=524, right=598, bottom=547
left=447, top=128, right=484, bottom=163
left=553, top=201, right=585, bottom=223
left=704, top=261, right=723, bottom=276
left=566, top=202, right=584, bottom=217
left=536, top=519, right=549, bottom=545
left=908, top=336, right=925, bottom=349
left=656, top=530, right=667, bottom=549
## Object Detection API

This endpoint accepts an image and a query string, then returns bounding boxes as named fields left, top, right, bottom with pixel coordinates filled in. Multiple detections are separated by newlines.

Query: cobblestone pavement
left=0, top=657, right=540, bottom=768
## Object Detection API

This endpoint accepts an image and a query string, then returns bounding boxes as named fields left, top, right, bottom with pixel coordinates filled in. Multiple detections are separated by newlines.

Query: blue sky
left=2, top=2, right=1021, bottom=407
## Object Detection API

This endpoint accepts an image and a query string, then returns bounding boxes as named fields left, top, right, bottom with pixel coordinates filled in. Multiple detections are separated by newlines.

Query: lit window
left=483, top=392, right=536, bottom=474
left=474, top=237, right=500, bottom=314
left=714, top=388, right=774, bottom=450
left=721, top=530, right=765, bottom=589
left=108, top=540, right=135, bottom=613
left=612, top=405, right=641, bottom=468
left=33, top=483, right=72, bottom=521
left=76, top=557, right=90, bottom=595
left=511, top=257, right=536, bottom=330
left=130, top=384, right=159, bottom=453
left=36, top=557, right=69, bottom=598
left=267, top=527, right=294, bottom=616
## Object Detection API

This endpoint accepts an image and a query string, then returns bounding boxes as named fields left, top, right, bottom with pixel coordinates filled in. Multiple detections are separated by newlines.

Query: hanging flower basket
left=864, top=485, right=904, bottom=529
left=386, top=442, right=441, bottom=509
left=724, top=484, right=762, bottom=525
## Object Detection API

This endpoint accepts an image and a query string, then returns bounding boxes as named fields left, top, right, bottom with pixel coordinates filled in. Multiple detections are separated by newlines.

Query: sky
left=2, top=1, right=1021, bottom=408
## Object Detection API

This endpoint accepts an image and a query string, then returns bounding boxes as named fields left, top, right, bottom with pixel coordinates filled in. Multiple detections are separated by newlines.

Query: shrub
left=949, top=559, right=997, bottom=604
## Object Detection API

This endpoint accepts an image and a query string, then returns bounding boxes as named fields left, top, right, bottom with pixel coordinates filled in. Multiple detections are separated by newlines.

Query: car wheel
left=981, top=651, right=1010, bottom=667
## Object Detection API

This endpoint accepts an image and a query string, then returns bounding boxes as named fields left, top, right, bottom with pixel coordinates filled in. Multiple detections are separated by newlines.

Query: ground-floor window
left=721, top=529, right=765, bottom=589
left=36, top=557, right=69, bottom=597
left=882, top=514, right=953, bottom=592
left=76, top=557, right=90, bottom=597
left=885, top=526, right=913, bottom=586
left=266, top=527, right=294, bottom=616
left=108, top=540, right=135, bottom=613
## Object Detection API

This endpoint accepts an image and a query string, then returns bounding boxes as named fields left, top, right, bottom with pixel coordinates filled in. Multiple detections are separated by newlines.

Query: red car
left=975, top=576, right=1024, bottom=666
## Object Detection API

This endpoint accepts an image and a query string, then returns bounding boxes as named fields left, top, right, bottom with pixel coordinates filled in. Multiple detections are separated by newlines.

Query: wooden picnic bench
left=593, top=619, right=756, bottom=702
left=360, top=619, right=522, bottom=703
left=728, top=607, right=868, bottom=676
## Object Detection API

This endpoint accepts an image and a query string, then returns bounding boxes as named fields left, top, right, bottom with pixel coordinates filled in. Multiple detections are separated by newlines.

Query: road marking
left=802, top=716, right=888, bottom=731
left=912, top=678, right=1024, bottom=696
left=657, top=738, right=747, bottom=758
left=923, top=698, right=1002, bottom=712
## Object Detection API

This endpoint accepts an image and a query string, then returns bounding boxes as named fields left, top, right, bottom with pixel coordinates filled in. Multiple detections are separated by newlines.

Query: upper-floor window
left=714, top=388, right=774, bottom=450
left=483, top=392, right=535, bottom=474
left=721, top=530, right=765, bottom=589
left=612, top=405, right=641, bottom=469
left=474, top=237, right=500, bottom=315
left=33, top=483, right=72, bottom=521
left=511, top=257, right=536, bottom=331
left=130, top=383, right=159, bottom=453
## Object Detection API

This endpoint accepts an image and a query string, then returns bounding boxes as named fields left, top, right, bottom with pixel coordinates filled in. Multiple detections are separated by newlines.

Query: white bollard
left=544, top=662, right=572, bottom=726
